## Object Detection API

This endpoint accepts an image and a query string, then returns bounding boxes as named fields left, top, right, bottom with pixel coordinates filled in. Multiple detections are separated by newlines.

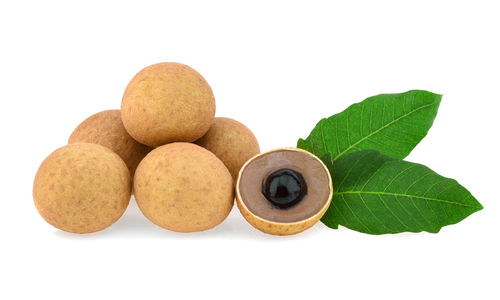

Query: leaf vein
left=346, top=111, right=351, bottom=146
left=377, top=194, right=412, bottom=231
left=358, top=194, right=390, bottom=232
left=337, top=191, right=479, bottom=208
left=409, top=197, right=435, bottom=230
left=333, top=102, right=436, bottom=160
left=335, top=117, right=340, bottom=155
left=320, top=121, right=328, bottom=158
left=336, top=150, right=370, bottom=191
left=394, top=196, right=425, bottom=229
left=340, top=194, right=373, bottom=234
left=383, top=164, right=419, bottom=192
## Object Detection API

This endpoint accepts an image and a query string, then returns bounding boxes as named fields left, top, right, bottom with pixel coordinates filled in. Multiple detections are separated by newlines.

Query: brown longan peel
left=33, top=143, right=131, bottom=233
left=134, top=142, right=234, bottom=233
left=195, top=117, right=260, bottom=181
left=121, top=62, right=216, bottom=147
left=236, top=148, right=333, bottom=235
left=68, top=109, right=152, bottom=177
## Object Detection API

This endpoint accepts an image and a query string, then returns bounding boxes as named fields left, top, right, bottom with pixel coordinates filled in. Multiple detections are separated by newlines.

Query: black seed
left=262, top=168, right=307, bottom=209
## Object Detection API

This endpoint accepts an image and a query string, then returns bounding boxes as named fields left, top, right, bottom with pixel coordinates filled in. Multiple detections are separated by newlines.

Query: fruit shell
left=121, top=62, right=216, bottom=146
left=195, top=117, right=260, bottom=181
left=236, top=147, right=333, bottom=235
left=134, top=142, right=234, bottom=233
left=33, top=143, right=131, bottom=233
left=68, top=109, right=152, bottom=177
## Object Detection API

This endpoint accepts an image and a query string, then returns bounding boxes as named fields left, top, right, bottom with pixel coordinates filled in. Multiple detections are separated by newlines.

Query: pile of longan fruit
left=33, top=62, right=260, bottom=234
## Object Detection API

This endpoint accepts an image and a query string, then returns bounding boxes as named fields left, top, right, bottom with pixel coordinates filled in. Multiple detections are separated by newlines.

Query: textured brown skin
left=236, top=195, right=330, bottom=235
left=195, top=117, right=260, bottom=181
left=121, top=62, right=216, bottom=147
left=68, top=109, right=152, bottom=177
left=134, top=143, right=234, bottom=232
left=33, top=143, right=131, bottom=233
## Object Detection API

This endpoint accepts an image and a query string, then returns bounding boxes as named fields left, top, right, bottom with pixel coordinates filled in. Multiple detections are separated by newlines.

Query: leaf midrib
left=335, top=191, right=479, bottom=209
left=332, top=102, right=437, bottom=160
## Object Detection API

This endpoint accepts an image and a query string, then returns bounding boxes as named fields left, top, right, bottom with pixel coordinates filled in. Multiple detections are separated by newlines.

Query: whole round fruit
left=236, top=148, right=332, bottom=235
left=33, top=143, right=131, bottom=233
left=121, top=62, right=216, bottom=147
left=195, top=117, right=260, bottom=181
left=68, top=109, right=152, bottom=177
left=134, top=142, right=234, bottom=232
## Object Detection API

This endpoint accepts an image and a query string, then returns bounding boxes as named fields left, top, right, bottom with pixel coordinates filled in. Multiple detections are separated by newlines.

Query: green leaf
left=297, top=90, right=442, bottom=161
left=322, top=150, right=483, bottom=234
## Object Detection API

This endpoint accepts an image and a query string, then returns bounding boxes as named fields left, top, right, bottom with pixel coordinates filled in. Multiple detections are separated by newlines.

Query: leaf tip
left=414, top=89, right=443, bottom=103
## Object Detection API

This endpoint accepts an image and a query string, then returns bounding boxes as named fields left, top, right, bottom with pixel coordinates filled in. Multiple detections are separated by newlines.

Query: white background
left=1, top=1, right=498, bottom=299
